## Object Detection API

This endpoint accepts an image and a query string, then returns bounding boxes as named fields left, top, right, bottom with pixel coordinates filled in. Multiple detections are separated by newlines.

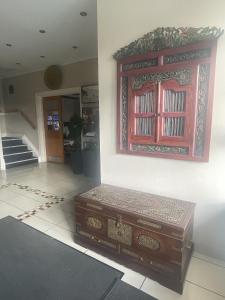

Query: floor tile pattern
left=0, top=182, right=65, bottom=221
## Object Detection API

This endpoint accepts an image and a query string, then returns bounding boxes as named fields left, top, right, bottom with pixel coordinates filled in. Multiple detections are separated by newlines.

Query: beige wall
left=98, top=0, right=225, bottom=260
left=2, top=58, right=98, bottom=127
left=0, top=80, right=5, bottom=112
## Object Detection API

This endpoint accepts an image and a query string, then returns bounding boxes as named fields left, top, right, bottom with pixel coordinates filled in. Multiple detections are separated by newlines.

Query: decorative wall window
left=114, top=27, right=223, bottom=161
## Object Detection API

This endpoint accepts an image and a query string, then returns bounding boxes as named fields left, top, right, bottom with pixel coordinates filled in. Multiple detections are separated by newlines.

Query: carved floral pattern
left=122, top=58, right=158, bottom=71
left=194, top=64, right=210, bottom=157
left=87, top=217, right=103, bottom=230
left=113, top=27, right=223, bottom=60
left=132, top=69, right=192, bottom=90
left=164, top=48, right=211, bottom=64
left=138, top=235, right=160, bottom=251
left=132, top=144, right=189, bottom=155
left=121, top=77, right=128, bottom=149
left=108, top=219, right=132, bottom=246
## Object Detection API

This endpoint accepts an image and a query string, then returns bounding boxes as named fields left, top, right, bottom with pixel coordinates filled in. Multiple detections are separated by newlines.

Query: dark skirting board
left=0, top=217, right=156, bottom=300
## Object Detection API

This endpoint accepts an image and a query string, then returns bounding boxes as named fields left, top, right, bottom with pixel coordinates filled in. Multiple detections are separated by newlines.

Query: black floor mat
left=0, top=217, right=123, bottom=300
left=105, top=280, right=157, bottom=300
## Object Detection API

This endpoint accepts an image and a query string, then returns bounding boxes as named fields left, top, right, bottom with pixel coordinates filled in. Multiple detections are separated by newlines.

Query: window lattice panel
left=164, top=117, right=185, bottom=137
left=164, top=90, right=186, bottom=112
left=135, top=117, right=154, bottom=136
left=136, top=92, right=155, bottom=113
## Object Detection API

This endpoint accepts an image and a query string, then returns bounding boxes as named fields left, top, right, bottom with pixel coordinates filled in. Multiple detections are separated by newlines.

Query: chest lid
left=79, top=184, right=195, bottom=231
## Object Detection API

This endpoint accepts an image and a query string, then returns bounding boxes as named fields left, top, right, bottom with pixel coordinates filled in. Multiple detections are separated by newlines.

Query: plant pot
left=82, top=149, right=100, bottom=180
left=70, top=150, right=83, bottom=174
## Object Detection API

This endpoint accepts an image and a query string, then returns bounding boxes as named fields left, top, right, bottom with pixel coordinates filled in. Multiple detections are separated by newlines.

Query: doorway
left=43, top=94, right=80, bottom=164
left=43, top=96, right=64, bottom=163
left=38, top=86, right=100, bottom=182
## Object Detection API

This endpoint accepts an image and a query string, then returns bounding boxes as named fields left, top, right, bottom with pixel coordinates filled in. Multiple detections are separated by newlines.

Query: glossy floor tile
left=35, top=206, right=72, bottom=225
left=0, top=201, right=23, bottom=218
left=186, top=256, right=225, bottom=297
left=23, top=215, right=55, bottom=233
left=193, top=251, right=225, bottom=269
left=45, top=225, right=87, bottom=253
left=141, top=279, right=225, bottom=300
left=2, top=193, right=41, bottom=211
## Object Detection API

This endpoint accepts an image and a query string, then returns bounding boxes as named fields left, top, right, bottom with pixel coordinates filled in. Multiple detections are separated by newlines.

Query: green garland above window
left=113, top=27, right=223, bottom=60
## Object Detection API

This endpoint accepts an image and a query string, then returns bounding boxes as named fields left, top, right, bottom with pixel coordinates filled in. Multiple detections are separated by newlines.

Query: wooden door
left=43, top=96, right=64, bottom=163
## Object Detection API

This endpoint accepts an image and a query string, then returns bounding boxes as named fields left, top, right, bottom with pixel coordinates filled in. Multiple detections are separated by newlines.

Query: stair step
left=4, top=152, right=34, bottom=163
left=2, top=139, right=24, bottom=147
left=5, top=158, right=38, bottom=169
left=2, top=137, right=20, bottom=140
left=3, top=145, right=29, bottom=155
left=2, top=136, right=39, bottom=169
left=4, top=150, right=33, bottom=157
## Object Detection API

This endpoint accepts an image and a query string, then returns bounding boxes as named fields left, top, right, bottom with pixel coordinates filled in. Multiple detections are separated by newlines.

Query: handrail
left=3, top=109, right=36, bottom=130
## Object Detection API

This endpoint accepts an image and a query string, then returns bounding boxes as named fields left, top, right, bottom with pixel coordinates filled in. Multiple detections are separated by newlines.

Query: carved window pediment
left=113, top=27, right=223, bottom=60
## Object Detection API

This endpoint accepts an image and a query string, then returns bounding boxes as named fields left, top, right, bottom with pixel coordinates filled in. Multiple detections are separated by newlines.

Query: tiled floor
left=0, top=162, right=225, bottom=300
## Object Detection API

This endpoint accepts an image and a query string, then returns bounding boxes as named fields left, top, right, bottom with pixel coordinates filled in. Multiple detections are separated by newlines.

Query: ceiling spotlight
left=6, top=43, right=12, bottom=47
left=40, top=55, right=45, bottom=58
left=80, top=11, right=87, bottom=16
left=39, top=29, right=46, bottom=34
left=72, top=46, right=78, bottom=49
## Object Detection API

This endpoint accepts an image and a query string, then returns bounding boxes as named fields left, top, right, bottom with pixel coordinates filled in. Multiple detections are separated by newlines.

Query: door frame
left=35, top=87, right=81, bottom=163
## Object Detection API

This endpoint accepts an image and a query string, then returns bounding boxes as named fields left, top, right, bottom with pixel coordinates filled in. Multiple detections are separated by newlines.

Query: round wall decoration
left=44, top=65, right=63, bottom=90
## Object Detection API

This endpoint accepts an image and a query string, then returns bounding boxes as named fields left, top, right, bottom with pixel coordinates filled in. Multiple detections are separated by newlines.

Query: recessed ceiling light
left=39, top=29, right=46, bottom=34
left=6, top=43, right=12, bottom=47
left=40, top=55, right=45, bottom=58
left=80, top=11, right=87, bottom=16
left=72, top=46, right=78, bottom=49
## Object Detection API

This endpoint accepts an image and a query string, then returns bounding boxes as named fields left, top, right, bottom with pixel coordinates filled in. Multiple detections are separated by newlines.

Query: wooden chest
left=74, top=184, right=195, bottom=294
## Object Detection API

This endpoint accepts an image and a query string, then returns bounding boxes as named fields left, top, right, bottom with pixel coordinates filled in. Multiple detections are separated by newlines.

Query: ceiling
left=0, top=0, right=97, bottom=78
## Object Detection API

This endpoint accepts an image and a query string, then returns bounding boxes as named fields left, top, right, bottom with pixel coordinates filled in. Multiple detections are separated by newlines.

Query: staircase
left=2, top=137, right=38, bottom=169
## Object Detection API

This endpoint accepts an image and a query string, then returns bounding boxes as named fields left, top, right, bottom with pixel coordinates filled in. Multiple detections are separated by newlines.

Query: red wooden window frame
left=116, top=40, right=218, bottom=162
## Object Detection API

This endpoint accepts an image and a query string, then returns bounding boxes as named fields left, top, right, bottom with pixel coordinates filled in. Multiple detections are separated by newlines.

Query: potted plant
left=82, top=142, right=100, bottom=182
left=68, top=114, right=83, bottom=174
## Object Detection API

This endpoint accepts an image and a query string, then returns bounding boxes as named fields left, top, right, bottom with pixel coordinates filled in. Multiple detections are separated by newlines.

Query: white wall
left=0, top=80, right=5, bottom=112
left=0, top=80, right=6, bottom=133
left=0, top=81, right=6, bottom=168
left=97, top=0, right=225, bottom=261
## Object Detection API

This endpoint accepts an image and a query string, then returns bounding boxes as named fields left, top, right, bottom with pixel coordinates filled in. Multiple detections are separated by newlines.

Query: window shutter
left=158, top=80, right=193, bottom=146
left=129, top=83, right=157, bottom=145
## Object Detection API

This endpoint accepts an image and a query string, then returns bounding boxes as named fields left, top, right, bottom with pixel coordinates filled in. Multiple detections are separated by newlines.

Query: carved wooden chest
left=74, top=184, right=195, bottom=294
